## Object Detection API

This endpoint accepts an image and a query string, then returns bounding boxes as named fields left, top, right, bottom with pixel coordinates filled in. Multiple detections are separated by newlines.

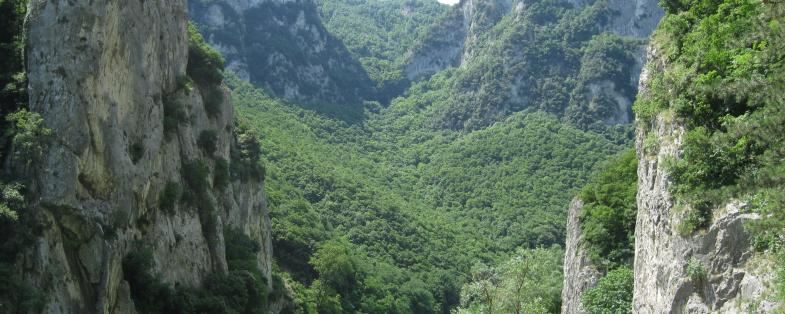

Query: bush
left=158, top=182, right=182, bottom=214
left=123, top=230, right=270, bottom=314
left=181, top=159, right=210, bottom=207
left=129, top=142, right=144, bottom=164
left=579, top=149, right=638, bottom=270
left=187, top=22, right=225, bottom=87
left=582, top=267, right=634, bottom=314
left=5, top=109, right=52, bottom=167
left=214, top=158, right=230, bottom=190
left=677, top=204, right=711, bottom=236
left=163, top=95, right=188, bottom=138
left=0, top=262, right=45, bottom=314
left=203, top=86, right=224, bottom=118
left=198, top=130, right=218, bottom=156
left=686, top=257, right=707, bottom=285
left=230, top=123, right=264, bottom=182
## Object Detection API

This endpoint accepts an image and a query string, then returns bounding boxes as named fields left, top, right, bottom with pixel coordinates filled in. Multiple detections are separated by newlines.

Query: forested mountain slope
left=12, top=0, right=783, bottom=313
left=182, top=0, right=665, bottom=311
left=315, top=0, right=449, bottom=101
left=403, top=0, right=663, bottom=130
left=182, top=0, right=669, bottom=312
left=188, top=0, right=374, bottom=107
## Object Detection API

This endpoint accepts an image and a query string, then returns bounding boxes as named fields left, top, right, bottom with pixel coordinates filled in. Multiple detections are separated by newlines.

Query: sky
left=437, top=0, right=460, bottom=5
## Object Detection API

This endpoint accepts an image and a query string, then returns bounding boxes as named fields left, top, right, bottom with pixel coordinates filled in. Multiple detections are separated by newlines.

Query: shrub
left=198, top=130, right=218, bottom=156
left=677, top=204, right=711, bottom=236
left=579, top=149, right=638, bottom=270
left=686, top=257, right=707, bottom=285
left=203, top=86, right=224, bottom=118
left=5, top=109, right=52, bottom=167
left=230, top=123, right=265, bottom=182
left=129, top=142, right=144, bottom=164
left=123, top=230, right=270, bottom=314
left=582, top=267, right=634, bottom=314
left=122, top=248, right=177, bottom=313
left=158, top=182, right=182, bottom=214
left=163, top=95, right=188, bottom=138
left=214, top=158, right=230, bottom=190
left=0, top=263, right=45, bottom=314
left=181, top=159, right=210, bottom=207
left=187, top=22, right=225, bottom=87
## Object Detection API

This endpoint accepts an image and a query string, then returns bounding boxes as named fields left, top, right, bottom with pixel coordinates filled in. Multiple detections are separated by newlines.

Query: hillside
left=560, top=0, right=785, bottom=313
left=189, top=0, right=658, bottom=312
left=2, top=0, right=783, bottom=313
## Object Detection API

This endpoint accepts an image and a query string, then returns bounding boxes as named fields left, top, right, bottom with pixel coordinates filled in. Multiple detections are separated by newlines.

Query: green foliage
left=677, top=203, right=712, bottom=235
left=187, top=21, right=226, bottom=120
left=778, top=252, right=785, bottom=300
left=636, top=0, right=785, bottom=247
left=203, top=85, right=224, bottom=118
left=199, top=130, right=219, bottom=156
left=129, top=141, right=144, bottom=163
left=456, top=247, right=564, bottom=314
left=158, top=182, right=182, bottom=214
left=310, top=238, right=360, bottom=297
left=181, top=159, right=211, bottom=207
left=579, top=149, right=638, bottom=270
left=123, top=229, right=270, bottom=314
left=0, top=182, right=44, bottom=314
left=315, top=0, right=448, bottom=102
left=405, top=0, right=646, bottom=130
left=5, top=109, right=53, bottom=167
left=686, top=257, right=707, bottom=285
left=214, top=158, right=230, bottom=190
left=226, top=70, right=630, bottom=312
left=581, top=267, right=634, bottom=314
left=163, top=94, right=188, bottom=138
left=0, top=0, right=28, bottom=122
left=187, top=22, right=225, bottom=87
left=0, top=262, right=45, bottom=313
left=230, top=120, right=265, bottom=182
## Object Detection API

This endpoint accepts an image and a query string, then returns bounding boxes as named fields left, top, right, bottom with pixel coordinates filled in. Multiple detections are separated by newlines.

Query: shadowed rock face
left=632, top=46, right=779, bottom=314
left=561, top=198, right=602, bottom=314
left=23, top=1, right=271, bottom=312
left=188, top=0, right=374, bottom=106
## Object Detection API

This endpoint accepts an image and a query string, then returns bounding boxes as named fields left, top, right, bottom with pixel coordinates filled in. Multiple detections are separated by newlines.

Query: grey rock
left=632, top=45, right=781, bottom=313
left=22, top=0, right=272, bottom=312
left=561, top=198, right=602, bottom=314
left=188, top=0, right=373, bottom=106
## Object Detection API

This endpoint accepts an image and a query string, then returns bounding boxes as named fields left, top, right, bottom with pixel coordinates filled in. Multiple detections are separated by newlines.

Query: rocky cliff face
left=632, top=46, right=779, bottom=314
left=561, top=198, right=602, bottom=314
left=22, top=1, right=271, bottom=312
left=404, top=0, right=511, bottom=80
left=405, top=0, right=663, bottom=82
left=188, top=0, right=373, bottom=106
left=404, top=0, right=664, bottom=130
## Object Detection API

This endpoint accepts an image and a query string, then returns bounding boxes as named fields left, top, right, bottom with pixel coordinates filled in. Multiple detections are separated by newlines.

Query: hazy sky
left=437, top=0, right=460, bottom=5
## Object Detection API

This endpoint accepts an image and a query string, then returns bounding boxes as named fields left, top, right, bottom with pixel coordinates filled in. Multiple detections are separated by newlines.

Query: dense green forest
left=221, top=0, right=645, bottom=312
left=3, top=0, right=783, bottom=312
left=315, top=0, right=448, bottom=101
left=228, top=72, right=627, bottom=311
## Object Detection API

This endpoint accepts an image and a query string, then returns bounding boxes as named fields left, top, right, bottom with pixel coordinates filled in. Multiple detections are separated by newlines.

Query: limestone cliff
left=403, top=0, right=664, bottom=130
left=561, top=198, right=602, bottom=314
left=405, top=0, right=662, bottom=82
left=21, top=1, right=271, bottom=312
left=188, top=0, right=374, bottom=106
left=632, top=46, right=780, bottom=314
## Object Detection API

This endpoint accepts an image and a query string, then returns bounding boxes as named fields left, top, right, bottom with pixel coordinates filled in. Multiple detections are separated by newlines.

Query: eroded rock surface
left=22, top=1, right=272, bottom=312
